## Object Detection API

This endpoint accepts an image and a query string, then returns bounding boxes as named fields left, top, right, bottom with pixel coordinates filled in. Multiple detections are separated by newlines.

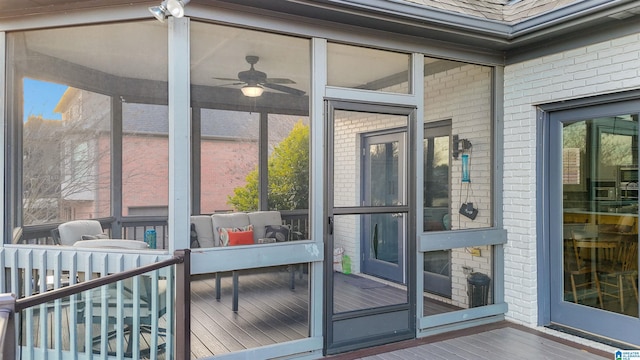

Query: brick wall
left=503, top=33, right=640, bottom=325
left=424, top=62, right=493, bottom=306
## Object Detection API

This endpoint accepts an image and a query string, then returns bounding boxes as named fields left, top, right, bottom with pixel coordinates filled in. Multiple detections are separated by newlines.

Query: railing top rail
left=15, top=249, right=189, bottom=312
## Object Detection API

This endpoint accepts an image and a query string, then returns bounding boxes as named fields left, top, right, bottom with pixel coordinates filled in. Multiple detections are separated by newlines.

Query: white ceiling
left=21, top=20, right=414, bottom=96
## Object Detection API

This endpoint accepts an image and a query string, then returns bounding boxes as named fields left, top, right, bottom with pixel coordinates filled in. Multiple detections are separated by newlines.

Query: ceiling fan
left=214, top=55, right=305, bottom=97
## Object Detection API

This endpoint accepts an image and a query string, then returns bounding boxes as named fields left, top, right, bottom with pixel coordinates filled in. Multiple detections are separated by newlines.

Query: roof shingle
left=399, top=0, right=584, bottom=23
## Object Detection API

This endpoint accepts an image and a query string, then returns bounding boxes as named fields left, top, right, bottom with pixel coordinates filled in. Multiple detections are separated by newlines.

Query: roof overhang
left=1, top=0, right=639, bottom=62
left=210, top=0, right=640, bottom=60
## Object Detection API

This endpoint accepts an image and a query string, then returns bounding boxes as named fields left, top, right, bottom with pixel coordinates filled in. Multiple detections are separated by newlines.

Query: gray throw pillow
left=264, top=225, right=289, bottom=242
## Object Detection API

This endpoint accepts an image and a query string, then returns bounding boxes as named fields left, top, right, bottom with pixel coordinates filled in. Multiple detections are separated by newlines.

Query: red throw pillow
left=228, top=230, right=254, bottom=246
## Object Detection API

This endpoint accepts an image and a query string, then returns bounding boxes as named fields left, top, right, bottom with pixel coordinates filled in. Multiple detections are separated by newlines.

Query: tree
left=228, top=120, right=309, bottom=211
left=22, top=89, right=117, bottom=225
left=22, top=116, right=63, bottom=224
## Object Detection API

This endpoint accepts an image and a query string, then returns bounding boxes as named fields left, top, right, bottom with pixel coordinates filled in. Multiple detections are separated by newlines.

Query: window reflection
left=562, top=115, right=639, bottom=317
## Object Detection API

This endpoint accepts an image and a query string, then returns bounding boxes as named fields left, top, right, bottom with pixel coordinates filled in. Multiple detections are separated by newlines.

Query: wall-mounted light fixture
left=452, top=135, right=472, bottom=160
left=149, top=0, right=190, bottom=22
left=241, top=84, right=264, bottom=97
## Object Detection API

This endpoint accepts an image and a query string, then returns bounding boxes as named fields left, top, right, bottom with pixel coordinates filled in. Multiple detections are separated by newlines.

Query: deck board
left=325, top=323, right=610, bottom=360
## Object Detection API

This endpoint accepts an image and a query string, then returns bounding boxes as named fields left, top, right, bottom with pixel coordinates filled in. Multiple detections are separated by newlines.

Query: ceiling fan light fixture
left=241, top=85, right=264, bottom=97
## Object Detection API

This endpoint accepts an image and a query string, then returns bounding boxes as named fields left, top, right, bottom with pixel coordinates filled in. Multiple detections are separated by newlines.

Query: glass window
left=327, top=43, right=410, bottom=94
left=8, top=21, right=168, bottom=245
left=424, top=121, right=451, bottom=231
left=190, top=22, right=311, bottom=243
left=122, top=103, right=169, bottom=216
left=424, top=57, right=493, bottom=230
left=200, top=109, right=259, bottom=213
left=332, top=110, right=408, bottom=209
left=267, top=114, right=310, bottom=212
left=562, top=115, right=639, bottom=316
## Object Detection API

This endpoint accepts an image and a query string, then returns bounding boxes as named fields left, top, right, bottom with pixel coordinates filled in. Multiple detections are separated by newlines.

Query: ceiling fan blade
left=266, top=78, right=296, bottom=84
left=262, top=82, right=306, bottom=96
left=213, top=77, right=241, bottom=82
left=217, top=82, right=244, bottom=87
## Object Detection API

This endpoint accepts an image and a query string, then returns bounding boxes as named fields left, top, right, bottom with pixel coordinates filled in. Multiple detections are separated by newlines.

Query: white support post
left=309, top=38, right=327, bottom=342
left=412, top=52, right=425, bottom=323
left=168, top=17, right=191, bottom=253
left=0, top=32, right=6, bottom=248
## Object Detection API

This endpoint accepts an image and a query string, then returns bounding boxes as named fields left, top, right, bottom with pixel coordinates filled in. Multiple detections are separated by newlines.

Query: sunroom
left=2, top=0, right=514, bottom=358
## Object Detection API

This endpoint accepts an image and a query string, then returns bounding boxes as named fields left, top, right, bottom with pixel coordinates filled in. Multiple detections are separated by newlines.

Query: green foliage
left=228, top=121, right=309, bottom=211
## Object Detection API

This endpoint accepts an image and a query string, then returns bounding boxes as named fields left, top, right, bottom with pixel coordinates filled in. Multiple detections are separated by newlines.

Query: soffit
left=2, top=0, right=640, bottom=54
left=0, top=0, right=149, bottom=18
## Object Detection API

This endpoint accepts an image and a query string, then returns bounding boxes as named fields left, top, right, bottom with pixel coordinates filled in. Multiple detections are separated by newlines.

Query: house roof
left=0, top=0, right=621, bottom=25
left=400, top=0, right=583, bottom=23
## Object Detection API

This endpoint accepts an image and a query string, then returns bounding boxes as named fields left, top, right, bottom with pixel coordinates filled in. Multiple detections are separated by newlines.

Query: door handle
left=328, top=216, right=334, bottom=235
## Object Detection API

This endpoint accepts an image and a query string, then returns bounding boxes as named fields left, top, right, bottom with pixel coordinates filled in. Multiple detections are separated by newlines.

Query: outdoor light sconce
left=452, top=135, right=472, bottom=160
left=149, top=0, right=190, bottom=22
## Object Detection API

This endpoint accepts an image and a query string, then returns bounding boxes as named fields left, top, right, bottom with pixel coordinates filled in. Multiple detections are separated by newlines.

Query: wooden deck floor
left=189, top=268, right=462, bottom=358
left=324, top=321, right=611, bottom=360
left=31, top=270, right=606, bottom=360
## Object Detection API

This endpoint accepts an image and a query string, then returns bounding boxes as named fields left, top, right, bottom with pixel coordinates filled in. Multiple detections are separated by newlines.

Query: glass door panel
left=561, top=116, right=638, bottom=314
left=423, top=123, right=452, bottom=297
left=362, top=133, right=405, bottom=283
left=550, top=108, right=640, bottom=347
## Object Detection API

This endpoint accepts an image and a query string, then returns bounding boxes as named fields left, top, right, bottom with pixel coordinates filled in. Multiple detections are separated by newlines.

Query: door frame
left=539, top=96, right=640, bottom=346
left=324, top=99, right=417, bottom=355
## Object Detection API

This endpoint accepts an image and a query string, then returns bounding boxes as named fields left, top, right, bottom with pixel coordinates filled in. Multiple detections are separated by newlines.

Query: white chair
left=57, top=219, right=105, bottom=246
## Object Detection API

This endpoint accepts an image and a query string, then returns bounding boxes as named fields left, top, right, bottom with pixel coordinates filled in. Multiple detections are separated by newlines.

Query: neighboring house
left=51, top=88, right=302, bottom=220
left=2, top=0, right=640, bottom=358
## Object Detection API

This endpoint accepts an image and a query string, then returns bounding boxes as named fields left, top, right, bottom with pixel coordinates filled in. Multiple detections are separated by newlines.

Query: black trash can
left=467, top=272, right=491, bottom=308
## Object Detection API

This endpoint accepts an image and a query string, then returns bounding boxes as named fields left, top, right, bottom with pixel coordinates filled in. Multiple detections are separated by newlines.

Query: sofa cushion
left=228, top=230, right=255, bottom=246
left=212, top=213, right=251, bottom=246
left=247, top=211, right=282, bottom=242
left=218, top=225, right=253, bottom=246
left=190, top=215, right=216, bottom=248
left=264, top=225, right=289, bottom=242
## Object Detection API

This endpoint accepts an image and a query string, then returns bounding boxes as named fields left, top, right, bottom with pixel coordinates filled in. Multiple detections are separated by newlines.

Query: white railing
left=1, top=246, right=176, bottom=360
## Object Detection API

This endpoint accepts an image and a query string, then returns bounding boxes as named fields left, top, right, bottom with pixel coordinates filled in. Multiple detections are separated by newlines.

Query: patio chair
left=55, top=219, right=106, bottom=246
left=78, top=275, right=167, bottom=357
left=567, top=228, right=604, bottom=308
left=598, top=240, right=638, bottom=313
